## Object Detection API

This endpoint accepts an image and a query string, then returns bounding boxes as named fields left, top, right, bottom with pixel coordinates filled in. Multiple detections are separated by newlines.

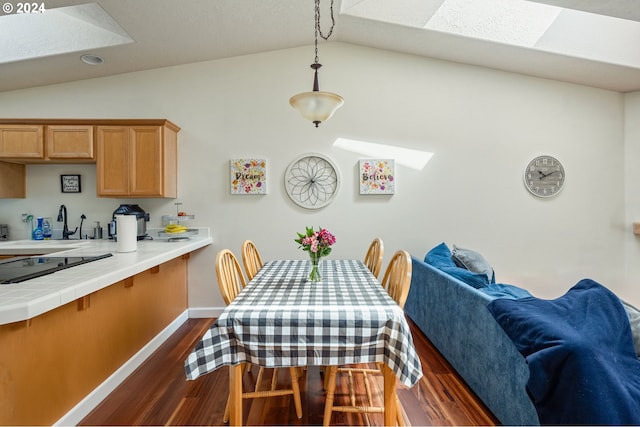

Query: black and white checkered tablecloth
left=184, top=259, right=423, bottom=387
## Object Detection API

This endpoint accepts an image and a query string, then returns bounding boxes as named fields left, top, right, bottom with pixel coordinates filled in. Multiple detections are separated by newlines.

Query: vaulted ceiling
left=1, top=0, right=639, bottom=93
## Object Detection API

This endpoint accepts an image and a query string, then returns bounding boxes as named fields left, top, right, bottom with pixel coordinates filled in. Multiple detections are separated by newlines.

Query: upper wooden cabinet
left=0, top=125, right=44, bottom=159
left=0, top=119, right=180, bottom=199
left=0, top=124, right=94, bottom=162
left=45, top=125, right=94, bottom=160
left=96, top=122, right=178, bottom=198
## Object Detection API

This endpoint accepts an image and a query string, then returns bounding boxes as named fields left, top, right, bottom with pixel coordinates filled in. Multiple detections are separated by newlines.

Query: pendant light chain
left=314, top=0, right=335, bottom=65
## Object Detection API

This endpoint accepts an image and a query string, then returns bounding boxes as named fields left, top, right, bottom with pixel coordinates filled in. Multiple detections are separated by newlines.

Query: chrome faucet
left=57, top=205, right=77, bottom=239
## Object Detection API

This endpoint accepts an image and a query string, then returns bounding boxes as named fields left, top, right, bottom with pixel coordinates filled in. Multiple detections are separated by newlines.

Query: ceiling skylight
left=340, top=0, right=640, bottom=72
left=0, top=3, right=133, bottom=64
left=425, top=0, right=561, bottom=47
left=343, top=0, right=562, bottom=47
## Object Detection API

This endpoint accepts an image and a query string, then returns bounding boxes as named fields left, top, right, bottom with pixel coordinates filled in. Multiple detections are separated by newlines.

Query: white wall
left=0, top=42, right=632, bottom=307
left=624, top=92, right=640, bottom=304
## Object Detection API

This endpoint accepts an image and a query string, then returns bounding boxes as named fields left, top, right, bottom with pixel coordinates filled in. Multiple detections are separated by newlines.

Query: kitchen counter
left=0, top=230, right=212, bottom=325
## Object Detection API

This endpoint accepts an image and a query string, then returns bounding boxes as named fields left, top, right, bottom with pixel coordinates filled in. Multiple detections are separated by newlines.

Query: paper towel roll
left=116, top=215, right=137, bottom=253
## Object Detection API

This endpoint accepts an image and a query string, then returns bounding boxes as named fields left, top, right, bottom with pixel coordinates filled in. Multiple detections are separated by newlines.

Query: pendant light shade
left=289, top=91, right=344, bottom=127
left=290, top=0, right=342, bottom=128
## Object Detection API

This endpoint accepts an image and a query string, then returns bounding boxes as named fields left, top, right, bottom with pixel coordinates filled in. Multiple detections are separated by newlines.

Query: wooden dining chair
left=380, top=249, right=412, bottom=310
left=216, top=249, right=303, bottom=422
left=323, top=250, right=412, bottom=426
left=363, top=237, right=384, bottom=278
left=216, top=249, right=246, bottom=305
left=241, top=239, right=263, bottom=281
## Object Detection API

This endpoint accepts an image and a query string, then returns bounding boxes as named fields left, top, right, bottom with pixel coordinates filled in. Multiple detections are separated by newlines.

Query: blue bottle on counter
left=42, top=217, right=52, bottom=239
left=32, top=217, right=44, bottom=240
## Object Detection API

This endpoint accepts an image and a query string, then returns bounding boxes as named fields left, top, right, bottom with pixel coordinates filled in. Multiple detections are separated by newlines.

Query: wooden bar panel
left=0, top=256, right=188, bottom=425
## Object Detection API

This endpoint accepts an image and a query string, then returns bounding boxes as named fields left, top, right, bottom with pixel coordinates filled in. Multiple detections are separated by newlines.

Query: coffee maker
left=108, top=204, right=150, bottom=240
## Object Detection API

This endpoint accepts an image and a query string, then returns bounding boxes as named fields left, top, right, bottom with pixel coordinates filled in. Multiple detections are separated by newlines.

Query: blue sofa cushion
left=424, top=243, right=491, bottom=289
left=479, top=282, right=532, bottom=299
left=452, top=244, right=495, bottom=283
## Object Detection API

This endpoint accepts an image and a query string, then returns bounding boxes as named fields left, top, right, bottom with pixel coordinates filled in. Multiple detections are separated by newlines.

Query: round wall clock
left=284, top=153, right=340, bottom=209
left=523, top=155, right=565, bottom=198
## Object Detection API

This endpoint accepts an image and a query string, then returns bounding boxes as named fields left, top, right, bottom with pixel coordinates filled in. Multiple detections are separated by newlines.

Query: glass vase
left=308, top=254, right=323, bottom=283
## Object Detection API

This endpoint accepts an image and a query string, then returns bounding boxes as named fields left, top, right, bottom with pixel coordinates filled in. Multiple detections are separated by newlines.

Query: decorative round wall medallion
left=523, top=155, right=565, bottom=198
left=284, top=153, right=340, bottom=209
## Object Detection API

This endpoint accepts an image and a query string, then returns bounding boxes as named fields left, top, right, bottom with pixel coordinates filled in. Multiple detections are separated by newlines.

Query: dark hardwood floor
left=80, top=317, right=499, bottom=426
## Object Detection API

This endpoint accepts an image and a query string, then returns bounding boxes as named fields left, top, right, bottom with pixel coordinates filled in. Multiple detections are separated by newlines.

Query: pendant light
left=289, top=0, right=344, bottom=127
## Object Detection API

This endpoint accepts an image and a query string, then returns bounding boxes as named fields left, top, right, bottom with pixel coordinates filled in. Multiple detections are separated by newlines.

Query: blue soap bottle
left=32, top=217, right=44, bottom=240
left=42, top=217, right=52, bottom=239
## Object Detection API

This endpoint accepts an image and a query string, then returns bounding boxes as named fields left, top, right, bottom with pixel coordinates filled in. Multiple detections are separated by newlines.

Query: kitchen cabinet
left=45, top=124, right=94, bottom=160
left=0, top=119, right=179, bottom=198
left=96, top=122, right=178, bottom=197
left=0, top=124, right=94, bottom=162
left=0, top=124, right=44, bottom=159
left=0, top=161, right=25, bottom=198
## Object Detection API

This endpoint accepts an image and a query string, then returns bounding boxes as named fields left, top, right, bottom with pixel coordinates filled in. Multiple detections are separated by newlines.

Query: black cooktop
left=0, top=253, right=113, bottom=284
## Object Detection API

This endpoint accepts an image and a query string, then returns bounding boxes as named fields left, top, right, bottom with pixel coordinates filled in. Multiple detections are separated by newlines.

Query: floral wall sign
left=230, top=158, right=267, bottom=195
left=359, top=159, right=395, bottom=195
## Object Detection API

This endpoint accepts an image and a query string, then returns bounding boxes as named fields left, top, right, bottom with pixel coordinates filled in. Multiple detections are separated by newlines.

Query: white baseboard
left=188, top=306, right=224, bottom=318
left=54, top=310, right=189, bottom=426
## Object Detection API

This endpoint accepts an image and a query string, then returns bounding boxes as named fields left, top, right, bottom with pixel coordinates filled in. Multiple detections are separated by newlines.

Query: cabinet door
left=0, top=125, right=44, bottom=159
left=129, top=126, right=163, bottom=197
left=96, top=126, right=129, bottom=196
left=45, top=125, right=94, bottom=160
left=0, top=162, right=25, bottom=198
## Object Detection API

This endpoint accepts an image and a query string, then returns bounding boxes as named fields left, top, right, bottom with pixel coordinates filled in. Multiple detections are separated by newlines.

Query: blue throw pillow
left=424, top=242, right=456, bottom=269
left=451, top=244, right=496, bottom=283
left=424, top=243, right=490, bottom=289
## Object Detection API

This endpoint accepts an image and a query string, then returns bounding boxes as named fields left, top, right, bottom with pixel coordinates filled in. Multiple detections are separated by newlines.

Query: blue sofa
left=404, top=256, right=540, bottom=425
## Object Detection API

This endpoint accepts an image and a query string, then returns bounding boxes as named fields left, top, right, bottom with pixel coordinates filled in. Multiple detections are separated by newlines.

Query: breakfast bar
left=0, top=232, right=212, bottom=425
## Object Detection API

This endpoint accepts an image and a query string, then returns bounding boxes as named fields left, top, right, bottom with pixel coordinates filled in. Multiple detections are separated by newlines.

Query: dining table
left=184, top=258, right=423, bottom=426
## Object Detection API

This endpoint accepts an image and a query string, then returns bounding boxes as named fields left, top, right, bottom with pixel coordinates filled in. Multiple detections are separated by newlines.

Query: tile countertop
left=0, top=229, right=212, bottom=325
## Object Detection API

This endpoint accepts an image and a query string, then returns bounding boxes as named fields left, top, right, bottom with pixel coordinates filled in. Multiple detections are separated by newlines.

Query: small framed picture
left=230, top=158, right=267, bottom=195
left=61, top=174, right=81, bottom=193
left=359, top=159, right=395, bottom=195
